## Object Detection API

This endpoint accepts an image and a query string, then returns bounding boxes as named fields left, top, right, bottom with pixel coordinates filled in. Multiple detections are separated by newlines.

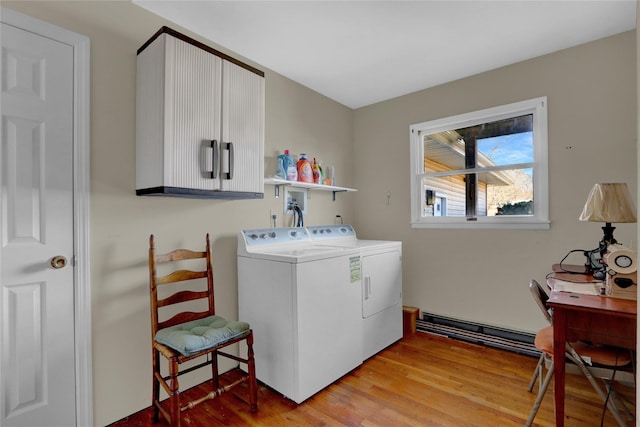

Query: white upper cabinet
left=136, top=27, right=264, bottom=199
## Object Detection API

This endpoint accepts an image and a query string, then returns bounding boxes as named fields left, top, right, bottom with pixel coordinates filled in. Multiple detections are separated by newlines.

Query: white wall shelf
left=264, top=177, right=357, bottom=201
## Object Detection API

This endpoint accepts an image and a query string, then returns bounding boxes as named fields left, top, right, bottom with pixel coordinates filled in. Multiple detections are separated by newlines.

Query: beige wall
left=353, top=31, right=637, bottom=332
left=3, top=2, right=354, bottom=425
left=3, top=1, right=638, bottom=425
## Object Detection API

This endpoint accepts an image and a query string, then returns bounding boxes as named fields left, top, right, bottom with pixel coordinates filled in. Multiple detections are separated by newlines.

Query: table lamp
left=579, top=182, right=637, bottom=250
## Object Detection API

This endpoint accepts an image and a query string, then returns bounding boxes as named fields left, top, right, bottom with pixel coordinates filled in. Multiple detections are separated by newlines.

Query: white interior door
left=1, top=18, right=77, bottom=427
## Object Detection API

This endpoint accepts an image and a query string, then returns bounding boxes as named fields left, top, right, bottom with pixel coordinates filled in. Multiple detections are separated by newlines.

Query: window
left=410, top=97, right=549, bottom=229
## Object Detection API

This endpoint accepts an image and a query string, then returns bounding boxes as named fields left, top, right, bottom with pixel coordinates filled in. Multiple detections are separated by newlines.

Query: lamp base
left=585, top=222, right=617, bottom=279
left=601, top=222, right=617, bottom=246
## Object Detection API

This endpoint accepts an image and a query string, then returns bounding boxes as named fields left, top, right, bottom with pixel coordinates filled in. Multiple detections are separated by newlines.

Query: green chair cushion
left=155, top=315, right=250, bottom=357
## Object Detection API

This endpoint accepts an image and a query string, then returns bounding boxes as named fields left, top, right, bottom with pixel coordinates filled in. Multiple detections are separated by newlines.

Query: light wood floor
left=110, top=332, right=635, bottom=426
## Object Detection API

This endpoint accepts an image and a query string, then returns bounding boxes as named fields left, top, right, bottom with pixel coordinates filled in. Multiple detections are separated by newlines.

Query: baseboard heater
left=417, top=312, right=540, bottom=358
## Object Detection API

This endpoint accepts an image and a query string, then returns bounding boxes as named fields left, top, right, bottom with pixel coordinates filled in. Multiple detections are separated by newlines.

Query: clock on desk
left=603, top=243, right=637, bottom=300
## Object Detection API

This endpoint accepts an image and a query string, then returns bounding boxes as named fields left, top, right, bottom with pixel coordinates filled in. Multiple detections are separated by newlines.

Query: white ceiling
left=133, top=1, right=637, bottom=109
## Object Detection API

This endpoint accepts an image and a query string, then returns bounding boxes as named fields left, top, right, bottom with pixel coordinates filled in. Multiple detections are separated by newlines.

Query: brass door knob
left=50, top=255, right=68, bottom=269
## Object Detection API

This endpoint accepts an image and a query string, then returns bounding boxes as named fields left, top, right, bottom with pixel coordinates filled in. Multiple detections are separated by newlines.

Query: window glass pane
left=422, top=168, right=533, bottom=217
left=410, top=97, right=548, bottom=229
left=422, top=174, right=467, bottom=217
left=477, top=132, right=533, bottom=168
left=423, top=131, right=466, bottom=172
left=423, top=114, right=533, bottom=173
left=483, top=168, right=533, bottom=216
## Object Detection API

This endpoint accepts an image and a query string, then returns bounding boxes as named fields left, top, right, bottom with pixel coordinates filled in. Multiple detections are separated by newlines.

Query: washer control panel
left=308, top=225, right=355, bottom=240
left=241, top=227, right=311, bottom=247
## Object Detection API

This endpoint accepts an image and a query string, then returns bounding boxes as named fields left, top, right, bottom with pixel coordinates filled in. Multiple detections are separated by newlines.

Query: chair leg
left=211, top=351, right=219, bottom=390
left=606, top=381, right=635, bottom=422
left=527, top=353, right=544, bottom=392
left=152, top=349, right=160, bottom=424
left=168, top=358, right=181, bottom=427
left=566, top=345, right=627, bottom=427
left=525, top=359, right=554, bottom=427
left=524, top=362, right=555, bottom=427
left=247, top=331, right=258, bottom=413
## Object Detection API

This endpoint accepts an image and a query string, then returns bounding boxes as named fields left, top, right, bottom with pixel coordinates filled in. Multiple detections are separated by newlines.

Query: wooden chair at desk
left=525, top=279, right=634, bottom=427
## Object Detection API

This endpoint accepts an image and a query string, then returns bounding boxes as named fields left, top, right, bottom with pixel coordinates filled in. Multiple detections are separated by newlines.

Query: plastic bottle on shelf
left=327, top=165, right=335, bottom=186
left=275, top=151, right=287, bottom=179
left=312, top=157, right=323, bottom=184
left=297, top=153, right=313, bottom=183
left=284, top=150, right=297, bottom=181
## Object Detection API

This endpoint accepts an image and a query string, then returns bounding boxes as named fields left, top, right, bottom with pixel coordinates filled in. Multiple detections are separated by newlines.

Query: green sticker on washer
left=350, top=256, right=361, bottom=283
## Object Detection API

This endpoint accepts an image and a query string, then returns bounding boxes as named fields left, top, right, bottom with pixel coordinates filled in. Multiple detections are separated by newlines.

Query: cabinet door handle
left=209, top=139, right=219, bottom=179
left=221, top=142, right=234, bottom=180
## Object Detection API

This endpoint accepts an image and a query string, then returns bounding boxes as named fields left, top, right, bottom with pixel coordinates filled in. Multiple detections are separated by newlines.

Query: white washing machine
left=237, top=227, right=362, bottom=403
left=308, top=225, right=403, bottom=360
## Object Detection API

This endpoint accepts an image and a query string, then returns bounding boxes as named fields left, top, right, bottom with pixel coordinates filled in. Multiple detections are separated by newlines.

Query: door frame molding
left=1, top=8, right=92, bottom=426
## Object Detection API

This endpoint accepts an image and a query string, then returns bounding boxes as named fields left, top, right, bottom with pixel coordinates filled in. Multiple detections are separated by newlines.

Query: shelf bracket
left=332, top=190, right=347, bottom=202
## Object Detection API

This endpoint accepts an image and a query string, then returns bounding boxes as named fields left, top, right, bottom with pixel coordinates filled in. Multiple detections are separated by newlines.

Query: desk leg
left=553, top=308, right=567, bottom=427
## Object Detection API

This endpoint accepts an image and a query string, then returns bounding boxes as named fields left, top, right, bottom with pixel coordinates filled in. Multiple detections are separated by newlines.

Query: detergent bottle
left=312, top=157, right=323, bottom=184
left=283, top=150, right=297, bottom=181
left=285, top=150, right=298, bottom=181
left=297, top=153, right=313, bottom=183
left=275, top=151, right=288, bottom=179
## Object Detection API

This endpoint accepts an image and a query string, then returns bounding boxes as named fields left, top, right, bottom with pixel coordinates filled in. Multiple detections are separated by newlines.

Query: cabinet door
left=166, top=35, right=222, bottom=190
left=220, top=60, right=264, bottom=193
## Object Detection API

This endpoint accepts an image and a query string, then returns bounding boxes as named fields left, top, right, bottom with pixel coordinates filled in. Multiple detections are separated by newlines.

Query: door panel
left=296, top=257, right=362, bottom=402
left=220, top=60, right=264, bottom=192
left=166, top=35, right=221, bottom=190
left=1, top=22, right=76, bottom=426
left=362, top=250, right=402, bottom=318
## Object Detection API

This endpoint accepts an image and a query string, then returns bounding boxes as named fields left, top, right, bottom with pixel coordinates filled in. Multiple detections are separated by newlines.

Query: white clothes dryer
left=308, top=225, right=403, bottom=360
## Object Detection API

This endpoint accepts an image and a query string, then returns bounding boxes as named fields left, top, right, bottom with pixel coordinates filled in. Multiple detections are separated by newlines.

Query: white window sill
left=410, top=220, right=551, bottom=230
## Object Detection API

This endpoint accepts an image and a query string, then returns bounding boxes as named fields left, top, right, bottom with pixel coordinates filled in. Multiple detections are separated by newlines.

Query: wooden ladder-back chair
left=149, top=234, right=257, bottom=426
left=526, top=279, right=634, bottom=426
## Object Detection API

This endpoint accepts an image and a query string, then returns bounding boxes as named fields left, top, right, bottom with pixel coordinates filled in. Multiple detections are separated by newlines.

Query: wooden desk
left=547, top=273, right=636, bottom=427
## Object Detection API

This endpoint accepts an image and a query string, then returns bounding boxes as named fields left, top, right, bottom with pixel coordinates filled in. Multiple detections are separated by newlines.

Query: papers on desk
left=552, top=279, right=602, bottom=295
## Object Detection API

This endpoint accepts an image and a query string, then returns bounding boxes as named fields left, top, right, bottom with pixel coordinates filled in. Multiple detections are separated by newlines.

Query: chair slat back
left=149, top=234, right=216, bottom=336
left=157, top=311, right=210, bottom=332
left=529, top=279, right=552, bottom=324
left=157, top=290, right=210, bottom=308
left=157, top=270, right=208, bottom=285
left=156, top=248, right=206, bottom=263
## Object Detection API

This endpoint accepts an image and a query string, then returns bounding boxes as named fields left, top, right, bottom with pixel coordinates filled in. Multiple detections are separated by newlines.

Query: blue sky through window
left=477, top=132, right=533, bottom=165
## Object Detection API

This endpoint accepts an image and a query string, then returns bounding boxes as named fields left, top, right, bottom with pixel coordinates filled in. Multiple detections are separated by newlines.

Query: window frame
left=409, top=97, right=550, bottom=230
